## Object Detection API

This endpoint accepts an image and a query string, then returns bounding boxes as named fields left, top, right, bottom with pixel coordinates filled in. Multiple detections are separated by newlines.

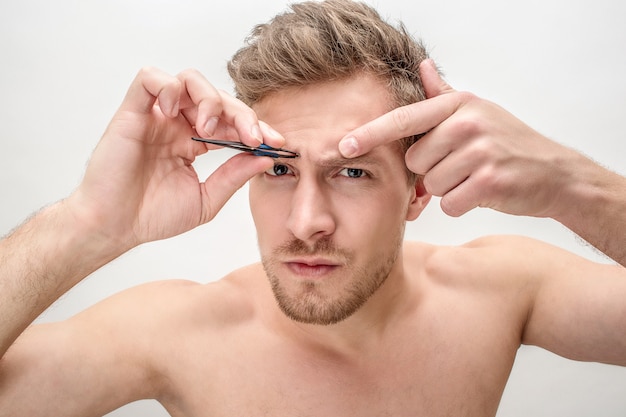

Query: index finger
left=178, top=71, right=285, bottom=149
left=175, top=70, right=264, bottom=147
left=338, top=92, right=467, bottom=158
left=118, top=67, right=182, bottom=117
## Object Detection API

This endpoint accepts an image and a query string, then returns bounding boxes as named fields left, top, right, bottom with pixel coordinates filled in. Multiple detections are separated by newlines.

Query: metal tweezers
left=191, top=137, right=299, bottom=159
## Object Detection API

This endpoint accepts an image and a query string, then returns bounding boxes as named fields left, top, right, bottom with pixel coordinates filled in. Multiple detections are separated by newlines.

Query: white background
left=1, top=0, right=625, bottom=415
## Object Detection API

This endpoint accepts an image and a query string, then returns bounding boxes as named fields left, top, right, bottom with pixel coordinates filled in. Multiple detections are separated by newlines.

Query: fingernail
left=266, top=125, right=282, bottom=140
left=251, top=124, right=263, bottom=144
left=339, top=136, right=358, bottom=158
left=265, top=125, right=285, bottom=146
left=204, top=117, right=219, bottom=136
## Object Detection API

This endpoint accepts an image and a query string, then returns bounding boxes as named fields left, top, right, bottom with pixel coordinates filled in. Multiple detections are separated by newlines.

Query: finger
left=404, top=128, right=451, bottom=176
left=119, top=67, right=182, bottom=118
left=419, top=144, right=476, bottom=197
left=174, top=70, right=264, bottom=147
left=259, top=121, right=286, bottom=148
left=438, top=162, right=517, bottom=218
left=339, top=92, right=469, bottom=158
left=176, top=69, right=227, bottom=136
left=439, top=175, right=481, bottom=217
left=191, top=119, right=285, bottom=149
left=419, top=59, right=455, bottom=99
left=190, top=121, right=285, bottom=158
left=215, top=91, right=265, bottom=146
left=201, top=153, right=274, bottom=222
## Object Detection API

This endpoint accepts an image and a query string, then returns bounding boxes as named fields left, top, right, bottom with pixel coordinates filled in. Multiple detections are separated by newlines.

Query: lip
left=284, top=258, right=341, bottom=278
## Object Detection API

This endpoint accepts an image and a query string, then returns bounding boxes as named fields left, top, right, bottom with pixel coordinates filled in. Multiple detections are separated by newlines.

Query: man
left=1, top=0, right=625, bottom=416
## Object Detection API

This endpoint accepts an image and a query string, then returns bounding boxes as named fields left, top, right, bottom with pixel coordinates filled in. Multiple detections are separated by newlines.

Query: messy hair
left=228, top=0, right=429, bottom=177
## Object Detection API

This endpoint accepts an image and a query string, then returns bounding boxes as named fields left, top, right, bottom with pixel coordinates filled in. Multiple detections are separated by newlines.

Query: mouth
left=284, top=258, right=341, bottom=278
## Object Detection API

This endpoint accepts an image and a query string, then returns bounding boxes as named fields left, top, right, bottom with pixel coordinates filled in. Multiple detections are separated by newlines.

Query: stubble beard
left=262, top=235, right=402, bottom=325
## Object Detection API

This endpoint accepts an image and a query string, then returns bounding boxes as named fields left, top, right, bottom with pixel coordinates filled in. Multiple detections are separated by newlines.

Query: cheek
left=333, top=189, right=408, bottom=239
left=249, top=182, right=290, bottom=244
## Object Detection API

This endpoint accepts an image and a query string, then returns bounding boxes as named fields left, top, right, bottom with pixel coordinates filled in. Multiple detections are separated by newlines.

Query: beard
left=261, top=233, right=402, bottom=326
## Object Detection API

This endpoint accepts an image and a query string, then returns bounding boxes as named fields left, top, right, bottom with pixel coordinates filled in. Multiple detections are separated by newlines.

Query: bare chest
left=160, top=325, right=517, bottom=417
left=158, top=266, right=528, bottom=417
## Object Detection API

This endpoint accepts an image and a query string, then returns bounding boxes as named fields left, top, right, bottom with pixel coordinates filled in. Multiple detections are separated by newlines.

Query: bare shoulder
left=402, top=236, right=626, bottom=365
left=0, top=265, right=269, bottom=415
left=403, top=235, right=584, bottom=290
left=81, top=262, right=268, bottom=331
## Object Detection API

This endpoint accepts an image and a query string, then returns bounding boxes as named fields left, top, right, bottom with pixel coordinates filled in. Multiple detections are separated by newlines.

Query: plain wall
left=1, top=0, right=625, bottom=415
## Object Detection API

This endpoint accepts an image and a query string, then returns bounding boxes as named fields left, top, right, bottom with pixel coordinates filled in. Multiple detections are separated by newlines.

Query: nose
left=286, top=178, right=336, bottom=244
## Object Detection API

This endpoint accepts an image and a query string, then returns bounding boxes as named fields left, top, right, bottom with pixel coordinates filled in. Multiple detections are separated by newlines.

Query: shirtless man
left=1, top=1, right=626, bottom=416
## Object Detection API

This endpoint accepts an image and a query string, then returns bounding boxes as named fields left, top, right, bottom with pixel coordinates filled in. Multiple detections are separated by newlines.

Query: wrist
left=538, top=148, right=591, bottom=219
left=18, top=198, right=131, bottom=293
left=550, top=152, right=625, bottom=240
left=42, top=198, right=131, bottom=284
left=62, top=191, right=138, bottom=259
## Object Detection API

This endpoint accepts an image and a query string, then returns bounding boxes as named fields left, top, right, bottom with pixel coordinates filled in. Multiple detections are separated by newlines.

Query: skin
left=1, top=73, right=625, bottom=417
left=249, top=75, right=427, bottom=326
left=341, top=60, right=626, bottom=266
left=0, top=67, right=281, bottom=357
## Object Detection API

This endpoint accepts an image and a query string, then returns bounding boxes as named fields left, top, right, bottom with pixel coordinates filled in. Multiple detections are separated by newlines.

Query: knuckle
left=136, top=65, right=158, bottom=77
left=216, top=89, right=245, bottom=110
left=456, top=90, right=478, bottom=103
left=474, top=165, right=509, bottom=195
left=465, top=137, right=494, bottom=162
left=451, top=113, right=485, bottom=138
left=361, top=125, right=377, bottom=144
left=201, top=90, right=223, bottom=107
left=446, top=91, right=485, bottom=132
left=178, top=67, right=202, bottom=79
left=391, top=106, right=415, bottom=136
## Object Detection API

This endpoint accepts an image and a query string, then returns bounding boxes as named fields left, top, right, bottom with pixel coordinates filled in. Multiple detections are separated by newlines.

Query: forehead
left=252, top=74, right=396, bottom=162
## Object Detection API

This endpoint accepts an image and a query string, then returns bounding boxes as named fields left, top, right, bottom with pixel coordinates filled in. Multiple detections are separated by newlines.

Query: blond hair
left=228, top=0, right=429, bottom=172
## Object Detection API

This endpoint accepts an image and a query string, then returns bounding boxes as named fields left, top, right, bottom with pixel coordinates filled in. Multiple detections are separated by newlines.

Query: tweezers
left=191, top=137, right=299, bottom=158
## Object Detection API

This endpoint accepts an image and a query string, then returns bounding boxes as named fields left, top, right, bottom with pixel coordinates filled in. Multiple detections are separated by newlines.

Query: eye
left=265, top=163, right=292, bottom=177
left=338, top=168, right=366, bottom=178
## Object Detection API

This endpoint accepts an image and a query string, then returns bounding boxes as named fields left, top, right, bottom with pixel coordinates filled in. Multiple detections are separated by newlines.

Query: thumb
left=419, top=59, right=455, bottom=99
left=201, top=153, right=273, bottom=222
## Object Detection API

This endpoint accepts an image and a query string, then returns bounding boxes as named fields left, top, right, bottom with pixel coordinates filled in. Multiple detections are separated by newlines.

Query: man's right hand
left=67, top=67, right=282, bottom=254
left=0, top=68, right=283, bottom=356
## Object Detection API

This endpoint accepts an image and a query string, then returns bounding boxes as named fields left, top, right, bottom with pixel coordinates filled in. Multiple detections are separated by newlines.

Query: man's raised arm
left=339, top=59, right=626, bottom=265
left=0, top=67, right=283, bottom=357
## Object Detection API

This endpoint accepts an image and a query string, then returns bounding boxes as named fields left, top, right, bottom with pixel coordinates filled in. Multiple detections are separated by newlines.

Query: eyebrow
left=312, top=154, right=386, bottom=169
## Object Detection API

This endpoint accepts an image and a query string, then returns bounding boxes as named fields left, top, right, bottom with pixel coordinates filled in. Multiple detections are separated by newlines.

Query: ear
left=406, top=176, right=431, bottom=221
